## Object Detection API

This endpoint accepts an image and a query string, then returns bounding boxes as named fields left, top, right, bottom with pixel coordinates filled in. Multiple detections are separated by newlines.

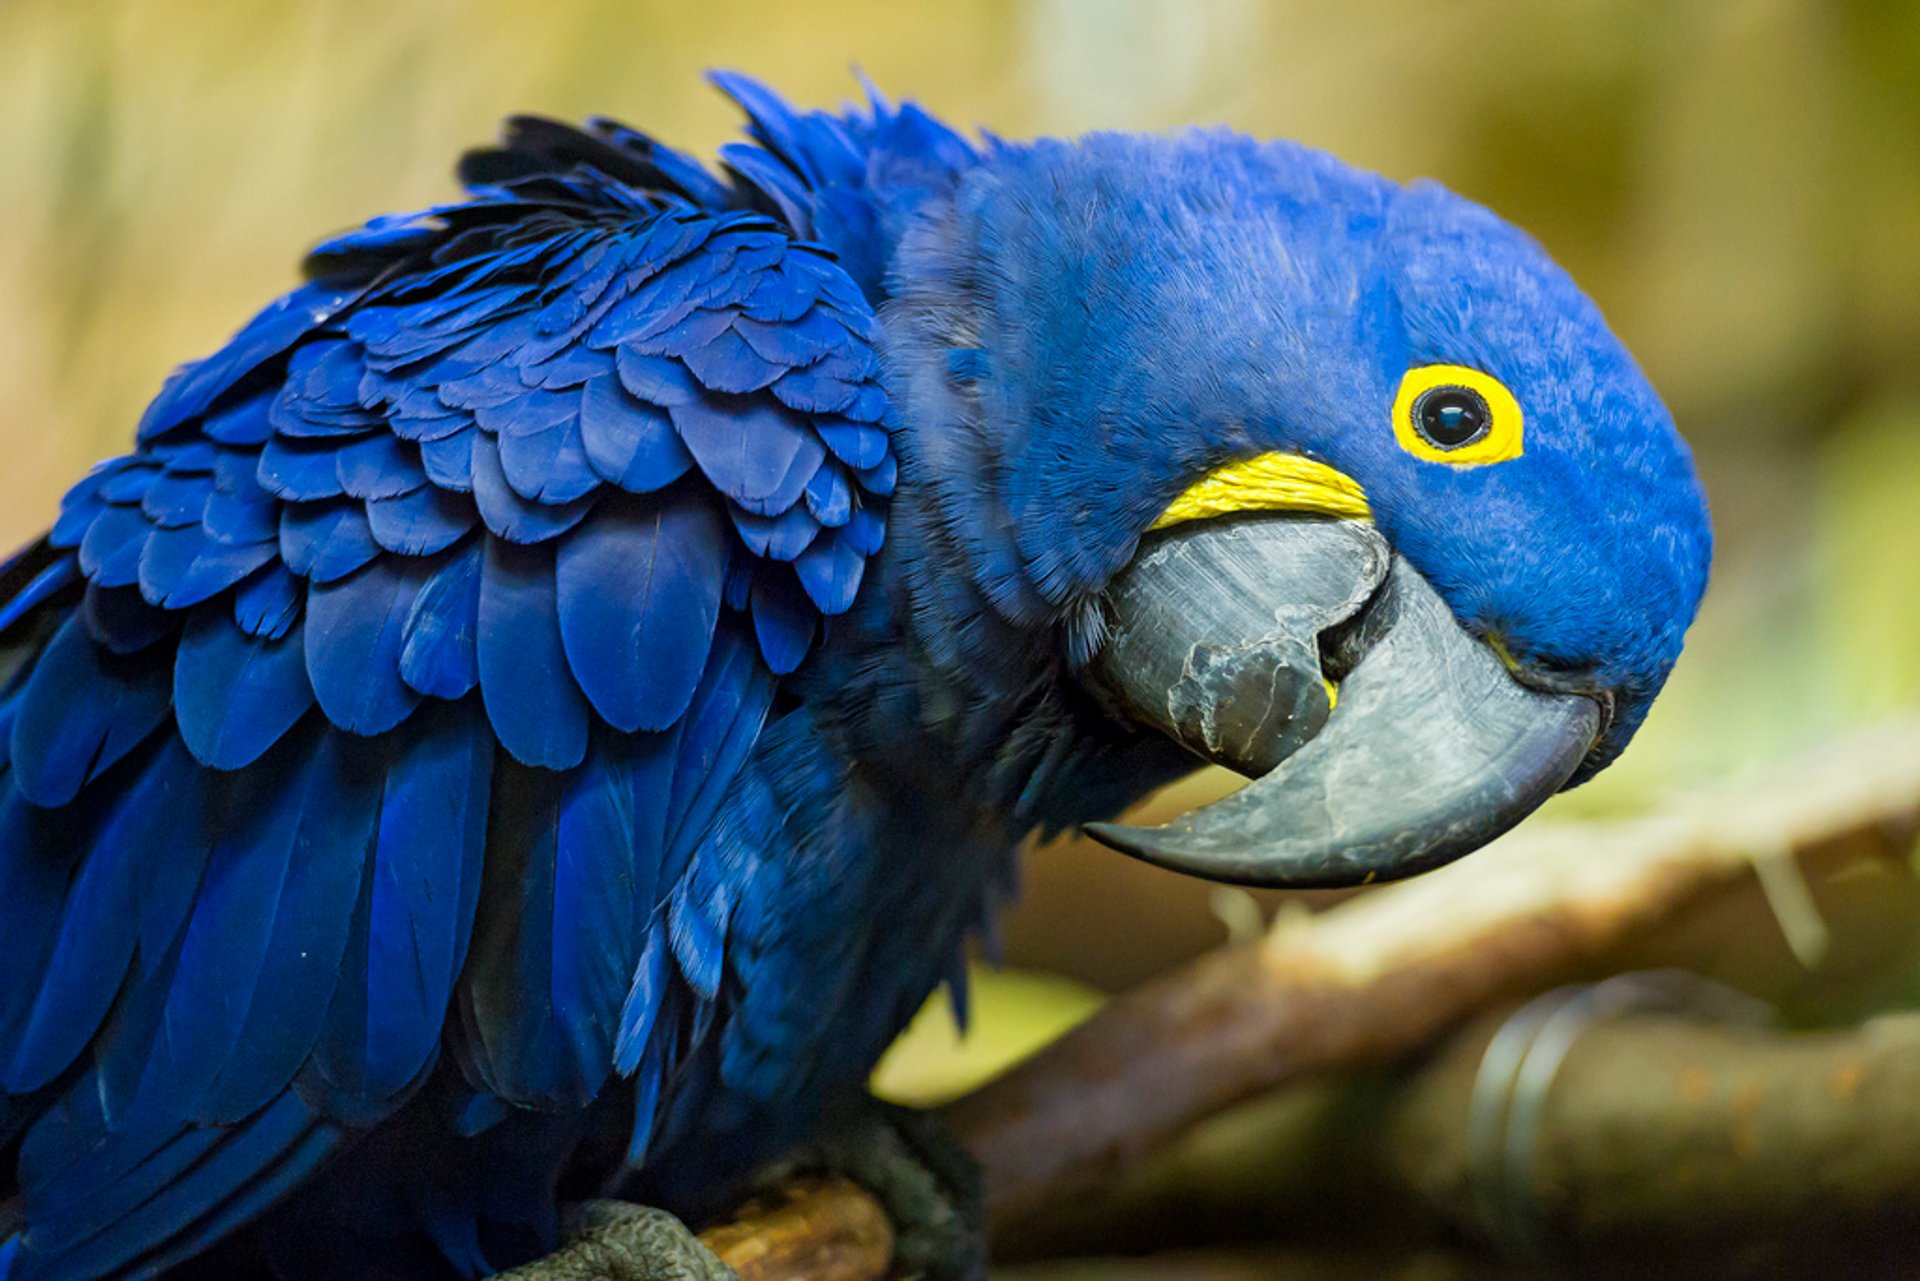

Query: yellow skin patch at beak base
left=1149, top=451, right=1362, bottom=718
left=1147, top=451, right=1372, bottom=532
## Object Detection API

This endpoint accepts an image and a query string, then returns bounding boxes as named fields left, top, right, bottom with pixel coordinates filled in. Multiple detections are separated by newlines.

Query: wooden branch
left=944, top=716, right=1920, bottom=1236
left=1386, top=1006, right=1920, bottom=1252
left=698, top=1177, right=893, bottom=1281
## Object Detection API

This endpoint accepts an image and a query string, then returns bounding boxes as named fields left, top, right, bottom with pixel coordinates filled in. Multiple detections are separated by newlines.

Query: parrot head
left=883, top=128, right=1711, bottom=888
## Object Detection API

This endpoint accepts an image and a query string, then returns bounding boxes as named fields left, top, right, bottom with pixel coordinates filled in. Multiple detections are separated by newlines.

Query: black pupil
left=1414, top=386, right=1490, bottom=449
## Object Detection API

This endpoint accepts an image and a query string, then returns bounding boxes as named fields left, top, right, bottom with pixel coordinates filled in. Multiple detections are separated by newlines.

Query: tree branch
left=1386, top=1005, right=1920, bottom=1254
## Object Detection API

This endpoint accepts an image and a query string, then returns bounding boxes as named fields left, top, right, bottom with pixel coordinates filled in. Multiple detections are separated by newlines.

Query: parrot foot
left=762, top=1100, right=985, bottom=1281
left=492, top=1201, right=736, bottom=1281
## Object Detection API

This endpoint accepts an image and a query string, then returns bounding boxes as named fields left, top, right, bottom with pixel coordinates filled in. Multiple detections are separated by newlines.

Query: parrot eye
left=1392, top=364, right=1524, bottom=465
left=1412, top=386, right=1490, bottom=449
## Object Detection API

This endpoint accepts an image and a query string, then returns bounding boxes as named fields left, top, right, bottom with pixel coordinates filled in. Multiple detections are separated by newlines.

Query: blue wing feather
left=174, top=608, right=313, bottom=768
left=318, top=698, right=493, bottom=1102
left=0, top=736, right=206, bottom=1097
left=304, top=556, right=429, bottom=736
left=9, top=616, right=171, bottom=808
left=556, top=495, right=728, bottom=733
left=400, top=540, right=483, bottom=699
left=233, top=562, right=302, bottom=639
left=478, top=537, right=589, bottom=769
left=578, top=374, right=694, bottom=491
left=197, top=729, right=385, bottom=1123
left=2, top=81, right=905, bottom=1277
left=83, top=582, right=175, bottom=654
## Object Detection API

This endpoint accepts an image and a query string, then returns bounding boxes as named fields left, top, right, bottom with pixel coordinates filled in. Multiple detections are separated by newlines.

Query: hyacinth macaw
left=0, top=72, right=1710, bottom=1280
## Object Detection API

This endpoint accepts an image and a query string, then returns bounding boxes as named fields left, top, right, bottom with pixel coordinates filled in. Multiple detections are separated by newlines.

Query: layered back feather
left=0, top=73, right=974, bottom=1281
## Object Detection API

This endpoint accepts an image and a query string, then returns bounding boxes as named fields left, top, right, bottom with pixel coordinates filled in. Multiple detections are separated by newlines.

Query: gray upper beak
left=1083, top=517, right=1602, bottom=890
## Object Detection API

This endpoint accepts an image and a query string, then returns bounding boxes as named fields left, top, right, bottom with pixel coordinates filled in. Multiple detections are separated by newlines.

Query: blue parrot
left=0, top=72, right=1710, bottom=1280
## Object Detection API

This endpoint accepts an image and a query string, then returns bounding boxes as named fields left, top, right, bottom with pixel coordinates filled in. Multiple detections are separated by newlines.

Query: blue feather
left=77, top=503, right=152, bottom=589
left=437, top=361, right=532, bottom=413
left=0, top=783, right=72, bottom=1064
left=106, top=724, right=365, bottom=1125
left=140, top=471, right=213, bottom=528
left=845, top=503, right=887, bottom=554
left=770, top=366, right=861, bottom=416
left=497, top=420, right=601, bottom=505
left=578, top=374, right=694, bottom=492
left=668, top=396, right=824, bottom=517
left=614, top=929, right=672, bottom=1080
left=10, top=616, right=171, bottom=807
left=279, top=500, right=382, bottom=583
left=137, top=283, right=358, bottom=441
left=137, top=523, right=278, bottom=609
left=98, top=461, right=161, bottom=505
left=0, top=558, right=79, bottom=632
left=739, top=265, right=820, bottom=325
left=400, top=541, right=483, bottom=699
left=175, top=605, right=313, bottom=770
left=458, top=760, right=571, bottom=1106
left=258, top=436, right=350, bottom=502
left=197, top=731, right=386, bottom=1123
left=50, top=475, right=110, bottom=550
left=679, top=326, right=786, bottom=395
left=732, top=310, right=844, bottom=367
left=419, top=428, right=476, bottom=491
left=472, top=388, right=577, bottom=440
left=304, top=558, right=429, bottom=736
left=625, top=308, right=733, bottom=363
left=549, top=733, right=646, bottom=1089
left=202, top=483, right=281, bottom=547
left=794, top=529, right=866, bottom=615
left=106, top=1101, right=338, bottom=1281
left=2, top=736, right=206, bottom=1096
left=611, top=349, right=701, bottom=407
left=519, top=344, right=610, bottom=392
left=854, top=452, right=897, bottom=498
left=708, top=70, right=818, bottom=184
left=82, top=582, right=175, bottom=654
left=478, top=538, right=589, bottom=769
left=336, top=434, right=428, bottom=501
left=366, top=484, right=475, bottom=556
left=666, top=875, right=728, bottom=1002
left=803, top=459, right=853, bottom=527
left=662, top=621, right=777, bottom=865
left=748, top=568, right=816, bottom=676
left=317, top=698, right=492, bottom=1102
left=470, top=434, right=594, bottom=545
left=232, top=563, right=302, bottom=639
left=150, top=437, right=219, bottom=475
left=16, top=1079, right=338, bottom=1280
left=555, top=497, right=728, bottom=733
left=200, top=391, right=276, bottom=446
left=814, top=418, right=890, bottom=471
left=718, top=144, right=814, bottom=235
left=729, top=504, right=819, bottom=562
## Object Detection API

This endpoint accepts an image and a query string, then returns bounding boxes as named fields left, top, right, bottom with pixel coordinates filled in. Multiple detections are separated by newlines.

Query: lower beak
left=1083, top=517, right=1602, bottom=889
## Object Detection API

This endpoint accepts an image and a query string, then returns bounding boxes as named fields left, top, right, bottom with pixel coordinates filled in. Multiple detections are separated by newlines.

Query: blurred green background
left=1, top=0, right=1916, bottom=1098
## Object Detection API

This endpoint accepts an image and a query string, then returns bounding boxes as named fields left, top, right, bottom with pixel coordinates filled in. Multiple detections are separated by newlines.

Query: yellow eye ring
left=1391, top=364, right=1524, bottom=466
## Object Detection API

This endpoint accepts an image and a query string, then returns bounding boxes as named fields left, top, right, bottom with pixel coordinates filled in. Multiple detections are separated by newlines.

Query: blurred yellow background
left=2, top=0, right=1916, bottom=1047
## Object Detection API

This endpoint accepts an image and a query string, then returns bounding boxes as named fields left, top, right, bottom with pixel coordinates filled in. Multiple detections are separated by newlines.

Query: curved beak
left=1083, top=518, right=1603, bottom=889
